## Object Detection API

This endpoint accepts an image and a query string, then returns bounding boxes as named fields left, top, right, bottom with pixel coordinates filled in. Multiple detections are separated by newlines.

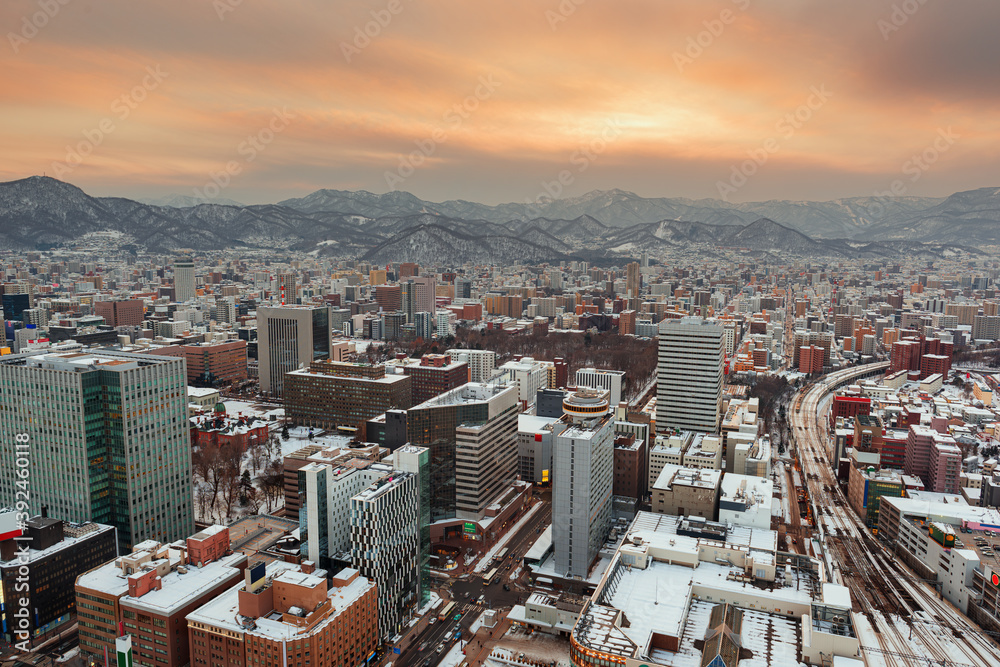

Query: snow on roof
left=121, top=553, right=247, bottom=615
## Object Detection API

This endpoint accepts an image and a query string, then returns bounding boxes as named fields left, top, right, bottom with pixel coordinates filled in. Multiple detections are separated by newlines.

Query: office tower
left=399, top=262, right=419, bottom=279
left=285, top=361, right=413, bottom=431
left=406, top=383, right=519, bottom=521
left=350, top=467, right=422, bottom=640
left=94, top=299, right=145, bottom=327
left=626, top=261, right=641, bottom=298
left=401, top=276, right=436, bottom=322
left=382, top=311, right=406, bottom=341
left=552, top=390, right=615, bottom=578
left=276, top=272, right=298, bottom=305
left=214, top=297, right=237, bottom=325
left=575, top=368, right=625, bottom=406
left=257, top=305, right=331, bottom=396
left=174, top=259, right=196, bottom=302
left=0, top=350, right=193, bottom=552
left=656, top=317, right=724, bottom=434
left=447, top=348, right=497, bottom=383
left=414, top=311, right=433, bottom=340
left=498, top=357, right=548, bottom=404
left=455, top=277, right=473, bottom=299
left=374, top=284, right=402, bottom=312
left=2, top=292, right=31, bottom=321
left=403, top=354, right=469, bottom=404
left=330, top=307, right=352, bottom=336
left=0, top=513, right=117, bottom=649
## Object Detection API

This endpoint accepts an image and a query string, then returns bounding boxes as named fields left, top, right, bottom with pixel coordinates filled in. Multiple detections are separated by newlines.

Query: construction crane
left=860, top=646, right=974, bottom=666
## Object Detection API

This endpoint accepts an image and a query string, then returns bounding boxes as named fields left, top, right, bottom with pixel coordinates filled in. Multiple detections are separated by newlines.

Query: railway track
left=791, top=363, right=1000, bottom=666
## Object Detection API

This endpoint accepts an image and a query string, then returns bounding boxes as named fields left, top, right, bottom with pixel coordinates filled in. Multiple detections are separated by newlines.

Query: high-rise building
left=257, top=305, right=332, bottom=396
left=552, top=390, right=615, bottom=579
left=0, top=350, right=193, bottom=550
left=350, top=466, right=422, bottom=640
left=174, top=259, right=196, bottom=302
left=406, top=382, right=519, bottom=521
left=94, top=299, right=145, bottom=327
left=447, top=348, right=497, bottom=383
left=286, top=360, right=412, bottom=431
left=575, top=368, right=625, bottom=407
left=626, top=261, right=641, bottom=299
left=214, top=297, right=237, bottom=325
left=0, top=513, right=117, bottom=649
left=402, top=354, right=469, bottom=404
left=656, top=317, right=724, bottom=434
left=414, top=311, right=433, bottom=340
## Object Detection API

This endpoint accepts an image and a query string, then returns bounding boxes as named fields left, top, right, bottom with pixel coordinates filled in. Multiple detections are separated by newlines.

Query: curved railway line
left=790, top=362, right=1000, bottom=666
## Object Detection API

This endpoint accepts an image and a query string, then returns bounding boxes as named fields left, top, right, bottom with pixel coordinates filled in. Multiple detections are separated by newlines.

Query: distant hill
left=0, top=176, right=985, bottom=261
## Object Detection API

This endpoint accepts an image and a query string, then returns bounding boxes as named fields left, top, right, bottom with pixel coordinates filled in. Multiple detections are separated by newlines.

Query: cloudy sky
left=2, top=0, right=998, bottom=204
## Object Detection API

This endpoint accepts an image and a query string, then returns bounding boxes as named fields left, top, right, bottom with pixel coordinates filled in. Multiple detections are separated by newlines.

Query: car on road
left=436, top=643, right=445, bottom=653
left=428, top=617, right=437, bottom=624
left=503, top=583, right=510, bottom=591
left=477, top=594, right=485, bottom=604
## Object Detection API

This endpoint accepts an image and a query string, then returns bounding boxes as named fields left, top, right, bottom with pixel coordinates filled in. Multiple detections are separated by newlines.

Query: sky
left=2, top=0, right=999, bottom=205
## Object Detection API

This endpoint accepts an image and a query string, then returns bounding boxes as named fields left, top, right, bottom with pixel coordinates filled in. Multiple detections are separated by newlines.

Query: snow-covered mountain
left=0, top=176, right=987, bottom=261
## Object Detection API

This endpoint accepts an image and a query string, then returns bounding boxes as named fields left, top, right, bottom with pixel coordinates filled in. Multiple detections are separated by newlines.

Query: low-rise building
left=187, top=563, right=379, bottom=667
left=75, top=526, right=247, bottom=667
left=651, top=465, right=722, bottom=520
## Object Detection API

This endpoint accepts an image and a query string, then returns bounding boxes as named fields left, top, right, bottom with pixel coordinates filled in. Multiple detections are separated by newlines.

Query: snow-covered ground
left=438, top=641, right=467, bottom=667
left=474, top=504, right=542, bottom=573
left=417, top=590, right=443, bottom=616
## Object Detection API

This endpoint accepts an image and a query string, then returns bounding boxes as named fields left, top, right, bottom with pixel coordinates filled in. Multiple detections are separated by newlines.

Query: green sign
left=463, top=522, right=477, bottom=533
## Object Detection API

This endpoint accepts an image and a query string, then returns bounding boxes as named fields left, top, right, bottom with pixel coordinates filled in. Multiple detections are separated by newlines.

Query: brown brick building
left=284, top=361, right=412, bottom=432
left=402, top=354, right=469, bottom=404
left=75, top=526, right=247, bottom=667
left=187, top=564, right=378, bottom=667
left=94, top=299, right=145, bottom=327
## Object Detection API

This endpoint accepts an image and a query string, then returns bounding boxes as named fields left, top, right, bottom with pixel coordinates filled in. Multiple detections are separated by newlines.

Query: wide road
left=791, top=362, right=1000, bottom=666
left=385, top=501, right=552, bottom=667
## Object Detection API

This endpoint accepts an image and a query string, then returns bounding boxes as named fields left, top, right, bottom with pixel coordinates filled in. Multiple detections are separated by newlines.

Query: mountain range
left=0, top=176, right=994, bottom=264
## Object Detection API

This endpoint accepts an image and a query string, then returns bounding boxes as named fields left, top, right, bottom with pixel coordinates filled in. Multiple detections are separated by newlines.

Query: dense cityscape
left=1, top=234, right=1000, bottom=667
left=4, top=1, right=1000, bottom=666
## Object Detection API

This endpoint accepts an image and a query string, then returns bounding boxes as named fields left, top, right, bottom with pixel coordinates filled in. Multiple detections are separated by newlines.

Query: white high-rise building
left=575, top=368, right=625, bottom=406
left=447, top=348, right=497, bottom=383
left=552, top=390, right=615, bottom=579
left=498, top=357, right=548, bottom=405
left=656, top=317, right=724, bottom=435
left=174, top=259, right=196, bottom=302
left=436, top=310, right=454, bottom=337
